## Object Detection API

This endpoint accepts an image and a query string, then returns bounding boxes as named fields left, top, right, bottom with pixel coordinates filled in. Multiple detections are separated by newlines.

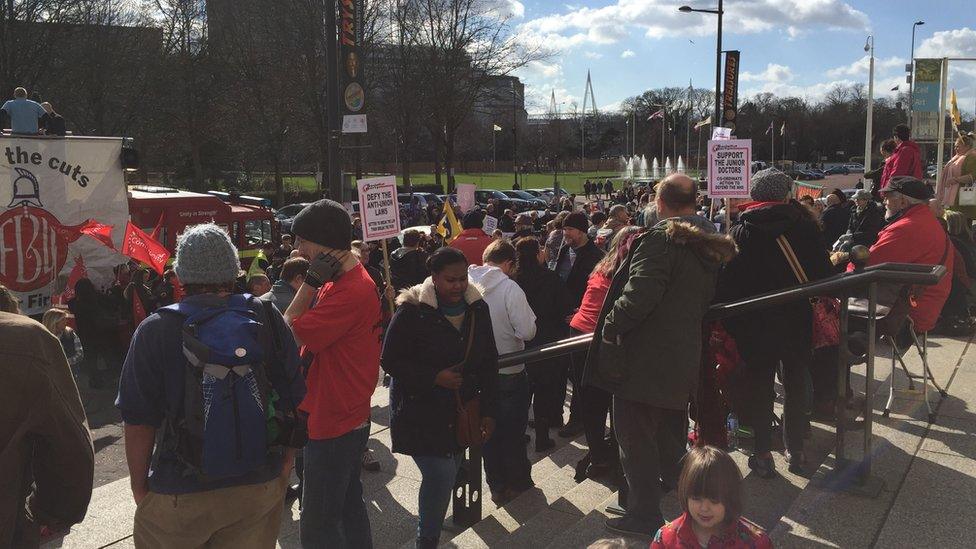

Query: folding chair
left=848, top=287, right=948, bottom=424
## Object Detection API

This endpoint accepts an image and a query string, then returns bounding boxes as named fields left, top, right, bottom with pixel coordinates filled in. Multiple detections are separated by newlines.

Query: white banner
left=456, top=183, right=476, bottom=213
left=707, top=139, right=752, bottom=198
left=0, top=136, right=128, bottom=315
left=357, top=176, right=401, bottom=242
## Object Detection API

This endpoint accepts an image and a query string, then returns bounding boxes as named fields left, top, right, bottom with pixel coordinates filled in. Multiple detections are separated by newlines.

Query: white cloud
left=484, top=0, right=525, bottom=19
left=740, top=63, right=794, bottom=83
left=584, top=51, right=603, bottom=59
left=516, top=0, right=868, bottom=51
left=620, top=49, right=635, bottom=59
left=826, top=55, right=906, bottom=79
left=915, top=27, right=976, bottom=58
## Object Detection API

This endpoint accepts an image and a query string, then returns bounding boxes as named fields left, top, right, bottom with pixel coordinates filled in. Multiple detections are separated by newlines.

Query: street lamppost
left=679, top=1, right=724, bottom=130
left=625, top=118, right=630, bottom=158
left=907, top=20, right=925, bottom=125
left=864, top=35, right=876, bottom=182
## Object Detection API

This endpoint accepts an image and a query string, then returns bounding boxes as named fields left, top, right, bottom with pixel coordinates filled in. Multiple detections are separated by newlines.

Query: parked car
left=275, top=202, right=311, bottom=234
left=475, top=189, right=532, bottom=212
left=397, top=192, right=443, bottom=211
left=824, top=166, right=850, bottom=175
left=501, top=190, right=548, bottom=209
left=801, top=170, right=825, bottom=180
left=844, top=163, right=865, bottom=172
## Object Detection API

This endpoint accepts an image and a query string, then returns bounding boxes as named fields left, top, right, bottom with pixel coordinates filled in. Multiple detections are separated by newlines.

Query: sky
left=504, top=0, right=976, bottom=117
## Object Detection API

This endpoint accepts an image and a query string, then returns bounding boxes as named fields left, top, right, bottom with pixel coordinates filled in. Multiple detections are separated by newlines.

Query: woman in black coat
left=513, top=237, right=572, bottom=451
left=715, top=179, right=833, bottom=478
left=381, top=247, right=498, bottom=549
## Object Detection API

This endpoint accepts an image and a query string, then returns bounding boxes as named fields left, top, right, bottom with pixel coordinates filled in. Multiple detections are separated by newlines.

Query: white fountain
left=651, top=157, right=661, bottom=179
left=619, top=156, right=631, bottom=180
left=677, top=156, right=685, bottom=173
left=665, top=156, right=673, bottom=174
left=638, top=155, right=648, bottom=180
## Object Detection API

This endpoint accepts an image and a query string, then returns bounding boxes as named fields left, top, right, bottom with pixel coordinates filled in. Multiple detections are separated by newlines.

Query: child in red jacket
left=651, top=446, right=772, bottom=549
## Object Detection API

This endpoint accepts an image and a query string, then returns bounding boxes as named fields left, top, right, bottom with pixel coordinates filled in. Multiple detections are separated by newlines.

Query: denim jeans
left=300, top=425, right=372, bottom=549
left=412, top=454, right=463, bottom=541
left=482, top=370, right=532, bottom=492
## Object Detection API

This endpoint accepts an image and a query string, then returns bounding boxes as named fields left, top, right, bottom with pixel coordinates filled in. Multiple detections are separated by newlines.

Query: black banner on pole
left=340, top=0, right=366, bottom=132
left=721, top=50, right=740, bottom=131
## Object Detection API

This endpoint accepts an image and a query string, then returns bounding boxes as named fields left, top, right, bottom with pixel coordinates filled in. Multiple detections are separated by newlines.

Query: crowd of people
left=3, top=121, right=975, bottom=548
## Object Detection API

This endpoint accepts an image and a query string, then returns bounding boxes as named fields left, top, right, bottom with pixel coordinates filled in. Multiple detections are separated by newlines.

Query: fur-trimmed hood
left=664, top=219, right=738, bottom=265
left=395, top=276, right=485, bottom=308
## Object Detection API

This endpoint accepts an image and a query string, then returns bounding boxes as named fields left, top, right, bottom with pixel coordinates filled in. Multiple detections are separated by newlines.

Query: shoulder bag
left=775, top=234, right=840, bottom=349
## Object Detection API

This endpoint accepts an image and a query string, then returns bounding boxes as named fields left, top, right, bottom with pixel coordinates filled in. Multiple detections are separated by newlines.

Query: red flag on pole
left=150, top=212, right=165, bottom=241
left=51, top=255, right=88, bottom=305
left=78, top=221, right=116, bottom=249
left=121, top=221, right=171, bottom=275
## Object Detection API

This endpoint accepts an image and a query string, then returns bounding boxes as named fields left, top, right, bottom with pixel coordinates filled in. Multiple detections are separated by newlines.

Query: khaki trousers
left=133, top=478, right=287, bottom=549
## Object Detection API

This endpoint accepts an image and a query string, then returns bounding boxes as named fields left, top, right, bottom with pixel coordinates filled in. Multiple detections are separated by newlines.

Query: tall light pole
left=907, top=20, right=925, bottom=124
left=625, top=118, right=630, bottom=158
left=864, top=36, right=876, bottom=181
left=679, top=1, right=724, bottom=130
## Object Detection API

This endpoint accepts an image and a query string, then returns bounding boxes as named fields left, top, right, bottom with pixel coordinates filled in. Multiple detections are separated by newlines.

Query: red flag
left=121, top=221, right=171, bottom=275
left=52, top=255, right=88, bottom=305
left=51, top=217, right=116, bottom=250
left=132, top=293, right=147, bottom=326
left=78, top=221, right=116, bottom=249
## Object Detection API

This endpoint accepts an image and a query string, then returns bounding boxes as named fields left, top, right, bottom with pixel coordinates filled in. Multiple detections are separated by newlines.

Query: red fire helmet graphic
left=1, top=169, right=115, bottom=293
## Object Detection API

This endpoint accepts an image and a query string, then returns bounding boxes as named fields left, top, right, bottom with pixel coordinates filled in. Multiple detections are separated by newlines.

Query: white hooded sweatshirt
left=467, top=264, right=537, bottom=374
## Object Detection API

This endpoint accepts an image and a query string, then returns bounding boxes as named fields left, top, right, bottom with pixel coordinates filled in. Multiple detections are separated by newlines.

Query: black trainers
left=605, top=516, right=660, bottom=538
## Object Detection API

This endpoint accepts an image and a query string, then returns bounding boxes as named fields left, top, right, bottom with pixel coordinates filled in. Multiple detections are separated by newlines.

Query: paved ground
left=47, top=324, right=974, bottom=549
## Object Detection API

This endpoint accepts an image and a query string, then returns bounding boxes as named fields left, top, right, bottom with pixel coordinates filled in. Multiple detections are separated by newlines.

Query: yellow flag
left=437, top=201, right=463, bottom=243
left=950, top=89, right=962, bottom=129
left=247, top=248, right=268, bottom=279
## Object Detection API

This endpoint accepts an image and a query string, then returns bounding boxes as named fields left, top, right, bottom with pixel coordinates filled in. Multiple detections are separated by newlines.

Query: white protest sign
left=357, top=176, right=401, bottom=241
left=456, top=183, right=476, bottom=213
left=1, top=136, right=128, bottom=315
left=711, top=127, right=732, bottom=140
left=482, top=215, right=499, bottom=234
left=707, top=139, right=752, bottom=198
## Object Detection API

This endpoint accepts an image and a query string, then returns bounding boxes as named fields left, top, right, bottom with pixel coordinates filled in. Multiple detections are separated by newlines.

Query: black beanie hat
left=461, top=209, right=485, bottom=229
left=290, top=199, right=353, bottom=250
left=563, top=211, right=589, bottom=232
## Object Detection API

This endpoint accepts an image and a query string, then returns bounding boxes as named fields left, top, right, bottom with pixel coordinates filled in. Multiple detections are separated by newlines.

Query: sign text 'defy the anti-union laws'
left=357, top=176, right=401, bottom=241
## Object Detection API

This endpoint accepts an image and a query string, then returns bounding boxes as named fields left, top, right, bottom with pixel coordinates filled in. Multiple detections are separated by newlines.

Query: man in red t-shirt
left=284, top=199, right=382, bottom=548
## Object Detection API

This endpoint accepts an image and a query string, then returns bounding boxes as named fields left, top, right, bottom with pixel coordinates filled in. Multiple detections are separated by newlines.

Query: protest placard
left=357, top=176, right=401, bottom=241
left=707, top=139, right=752, bottom=198
left=456, top=183, right=476, bottom=213
left=482, top=215, right=499, bottom=234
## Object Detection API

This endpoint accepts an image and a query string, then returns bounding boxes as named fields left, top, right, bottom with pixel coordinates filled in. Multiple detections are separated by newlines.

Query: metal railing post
left=453, top=445, right=483, bottom=527
left=862, top=282, right=877, bottom=483
left=835, top=292, right=850, bottom=467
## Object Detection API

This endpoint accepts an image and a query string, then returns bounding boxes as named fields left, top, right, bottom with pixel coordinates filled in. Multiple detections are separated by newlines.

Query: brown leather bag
left=454, top=314, right=482, bottom=448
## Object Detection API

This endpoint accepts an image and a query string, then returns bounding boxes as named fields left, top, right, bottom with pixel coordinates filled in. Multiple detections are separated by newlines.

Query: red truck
left=127, top=185, right=279, bottom=268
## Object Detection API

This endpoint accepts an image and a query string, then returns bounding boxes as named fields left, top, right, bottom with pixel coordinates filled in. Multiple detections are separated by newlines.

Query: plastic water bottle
left=726, top=413, right=739, bottom=451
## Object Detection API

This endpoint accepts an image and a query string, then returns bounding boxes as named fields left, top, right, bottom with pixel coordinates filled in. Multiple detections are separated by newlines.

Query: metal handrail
left=497, top=262, right=946, bottom=368
left=450, top=261, right=947, bottom=526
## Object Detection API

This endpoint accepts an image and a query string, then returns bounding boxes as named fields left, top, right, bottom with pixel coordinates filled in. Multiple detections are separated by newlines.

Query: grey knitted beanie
left=173, top=223, right=241, bottom=285
left=750, top=168, right=795, bottom=202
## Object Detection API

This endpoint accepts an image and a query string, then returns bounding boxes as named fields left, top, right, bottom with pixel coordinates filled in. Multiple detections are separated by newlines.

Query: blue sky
left=507, top=0, right=976, bottom=116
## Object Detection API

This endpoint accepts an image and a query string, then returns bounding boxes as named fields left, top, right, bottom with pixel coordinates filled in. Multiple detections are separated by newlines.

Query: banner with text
left=707, top=139, right=752, bottom=198
left=1, top=136, right=128, bottom=315
left=340, top=0, right=366, bottom=131
left=357, top=176, right=401, bottom=241
left=911, top=58, right=944, bottom=141
left=721, top=50, right=740, bottom=130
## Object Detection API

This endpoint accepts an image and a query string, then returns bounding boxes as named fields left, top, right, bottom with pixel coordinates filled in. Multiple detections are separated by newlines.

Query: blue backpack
left=159, top=295, right=277, bottom=480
